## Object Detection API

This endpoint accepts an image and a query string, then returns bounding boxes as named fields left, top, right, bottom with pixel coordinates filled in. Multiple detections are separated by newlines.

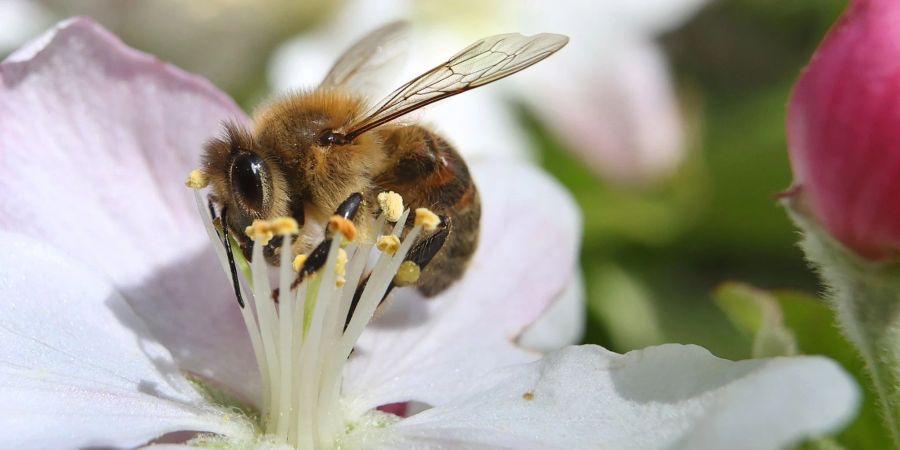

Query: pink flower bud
left=787, top=0, right=900, bottom=260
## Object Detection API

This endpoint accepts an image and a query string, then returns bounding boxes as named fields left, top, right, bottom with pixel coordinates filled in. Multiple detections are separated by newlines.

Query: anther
left=270, top=217, right=299, bottom=236
left=377, top=191, right=404, bottom=222
left=376, top=235, right=401, bottom=255
left=185, top=169, right=209, bottom=189
left=415, top=207, right=441, bottom=231
left=335, top=248, right=348, bottom=287
left=328, top=216, right=358, bottom=242
left=245, top=219, right=275, bottom=246
left=393, top=261, right=421, bottom=287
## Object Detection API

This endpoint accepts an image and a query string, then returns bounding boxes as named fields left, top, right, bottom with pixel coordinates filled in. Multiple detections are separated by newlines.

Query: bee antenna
left=220, top=206, right=246, bottom=308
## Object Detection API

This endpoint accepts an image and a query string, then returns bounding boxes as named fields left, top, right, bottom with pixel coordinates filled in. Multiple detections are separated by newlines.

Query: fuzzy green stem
left=789, top=206, right=900, bottom=448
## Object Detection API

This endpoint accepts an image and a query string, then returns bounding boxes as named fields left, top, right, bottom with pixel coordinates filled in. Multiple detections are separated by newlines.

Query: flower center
left=187, top=172, right=435, bottom=449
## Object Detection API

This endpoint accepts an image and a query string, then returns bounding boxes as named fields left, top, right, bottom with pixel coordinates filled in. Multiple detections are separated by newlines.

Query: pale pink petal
left=518, top=271, right=585, bottom=352
left=358, top=344, right=858, bottom=450
left=343, top=160, right=582, bottom=412
left=0, top=18, right=259, bottom=401
left=0, top=232, right=247, bottom=449
left=525, top=39, right=685, bottom=184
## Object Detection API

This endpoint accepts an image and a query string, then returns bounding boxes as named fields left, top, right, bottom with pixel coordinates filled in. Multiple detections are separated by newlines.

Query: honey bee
left=203, top=22, right=568, bottom=299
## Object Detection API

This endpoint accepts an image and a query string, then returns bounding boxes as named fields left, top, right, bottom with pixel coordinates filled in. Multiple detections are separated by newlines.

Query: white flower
left=0, top=18, right=859, bottom=450
left=269, top=0, right=707, bottom=184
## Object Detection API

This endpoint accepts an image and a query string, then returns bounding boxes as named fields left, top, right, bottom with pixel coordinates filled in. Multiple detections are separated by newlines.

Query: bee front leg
left=292, top=193, right=365, bottom=286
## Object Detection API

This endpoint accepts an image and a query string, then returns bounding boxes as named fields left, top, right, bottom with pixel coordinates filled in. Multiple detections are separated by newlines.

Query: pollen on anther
left=292, top=254, right=308, bottom=272
left=270, top=217, right=299, bottom=236
left=328, top=216, right=357, bottom=242
left=415, top=208, right=441, bottom=231
left=245, top=220, right=274, bottom=246
left=376, top=235, right=401, bottom=255
left=394, top=261, right=421, bottom=287
left=378, top=191, right=404, bottom=222
left=185, top=169, right=209, bottom=189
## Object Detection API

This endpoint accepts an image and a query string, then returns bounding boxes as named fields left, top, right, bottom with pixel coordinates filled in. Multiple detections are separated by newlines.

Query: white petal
left=517, top=270, right=586, bottom=352
left=343, top=160, right=582, bottom=412
left=0, top=18, right=260, bottom=401
left=363, top=344, right=859, bottom=450
left=0, top=232, right=245, bottom=449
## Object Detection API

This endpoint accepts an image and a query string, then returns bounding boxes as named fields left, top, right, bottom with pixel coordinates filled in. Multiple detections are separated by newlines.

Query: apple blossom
left=0, top=18, right=861, bottom=450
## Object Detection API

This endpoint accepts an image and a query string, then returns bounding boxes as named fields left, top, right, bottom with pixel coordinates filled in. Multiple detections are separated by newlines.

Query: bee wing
left=344, top=32, right=569, bottom=140
left=320, top=21, right=410, bottom=96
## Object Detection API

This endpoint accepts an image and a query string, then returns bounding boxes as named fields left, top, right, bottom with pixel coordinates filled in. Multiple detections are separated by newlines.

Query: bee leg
left=335, top=192, right=364, bottom=220
left=291, top=238, right=332, bottom=289
left=292, top=192, right=364, bottom=288
left=344, top=219, right=450, bottom=329
left=219, top=206, right=246, bottom=309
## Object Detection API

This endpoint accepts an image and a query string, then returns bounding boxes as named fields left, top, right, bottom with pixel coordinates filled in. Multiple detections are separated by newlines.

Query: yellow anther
left=393, top=261, right=421, bottom=287
left=378, top=191, right=404, bottom=222
left=328, top=216, right=357, bottom=242
left=245, top=219, right=274, bottom=245
left=415, top=208, right=441, bottom=231
left=292, top=254, right=308, bottom=272
left=376, top=235, right=401, bottom=255
left=185, top=169, right=209, bottom=189
left=270, top=217, right=299, bottom=236
left=335, top=248, right=348, bottom=287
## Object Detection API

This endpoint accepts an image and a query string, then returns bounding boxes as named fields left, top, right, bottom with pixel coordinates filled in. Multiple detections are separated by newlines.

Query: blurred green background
left=4, top=0, right=885, bottom=447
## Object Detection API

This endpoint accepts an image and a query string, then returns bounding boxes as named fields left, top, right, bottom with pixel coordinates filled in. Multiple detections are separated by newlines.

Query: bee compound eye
left=230, top=152, right=269, bottom=212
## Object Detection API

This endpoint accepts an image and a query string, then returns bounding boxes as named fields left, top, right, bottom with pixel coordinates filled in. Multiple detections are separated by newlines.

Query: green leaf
left=716, top=282, right=891, bottom=448
left=714, top=282, right=797, bottom=358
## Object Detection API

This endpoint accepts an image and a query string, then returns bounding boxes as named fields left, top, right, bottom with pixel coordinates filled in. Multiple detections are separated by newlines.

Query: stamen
left=415, top=207, right=441, bottom=231
left=376, top=234, right=401, bottom=255
left=271, top=217, right=300, bottom=236
left=377, top=191, right=404, bottom=222
left=189, top=187, right=425, bottom=449
left=185, top=169, right=209, bottom=189
left=393, top=261, right=421, bottom=286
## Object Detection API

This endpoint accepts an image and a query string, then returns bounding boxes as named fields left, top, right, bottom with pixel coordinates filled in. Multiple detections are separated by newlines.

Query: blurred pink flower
left=0, top=18, right=859, bottom=450
left=269, top=0, right=706, bottom=185
left=788, top=0, right=900, bottom=260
